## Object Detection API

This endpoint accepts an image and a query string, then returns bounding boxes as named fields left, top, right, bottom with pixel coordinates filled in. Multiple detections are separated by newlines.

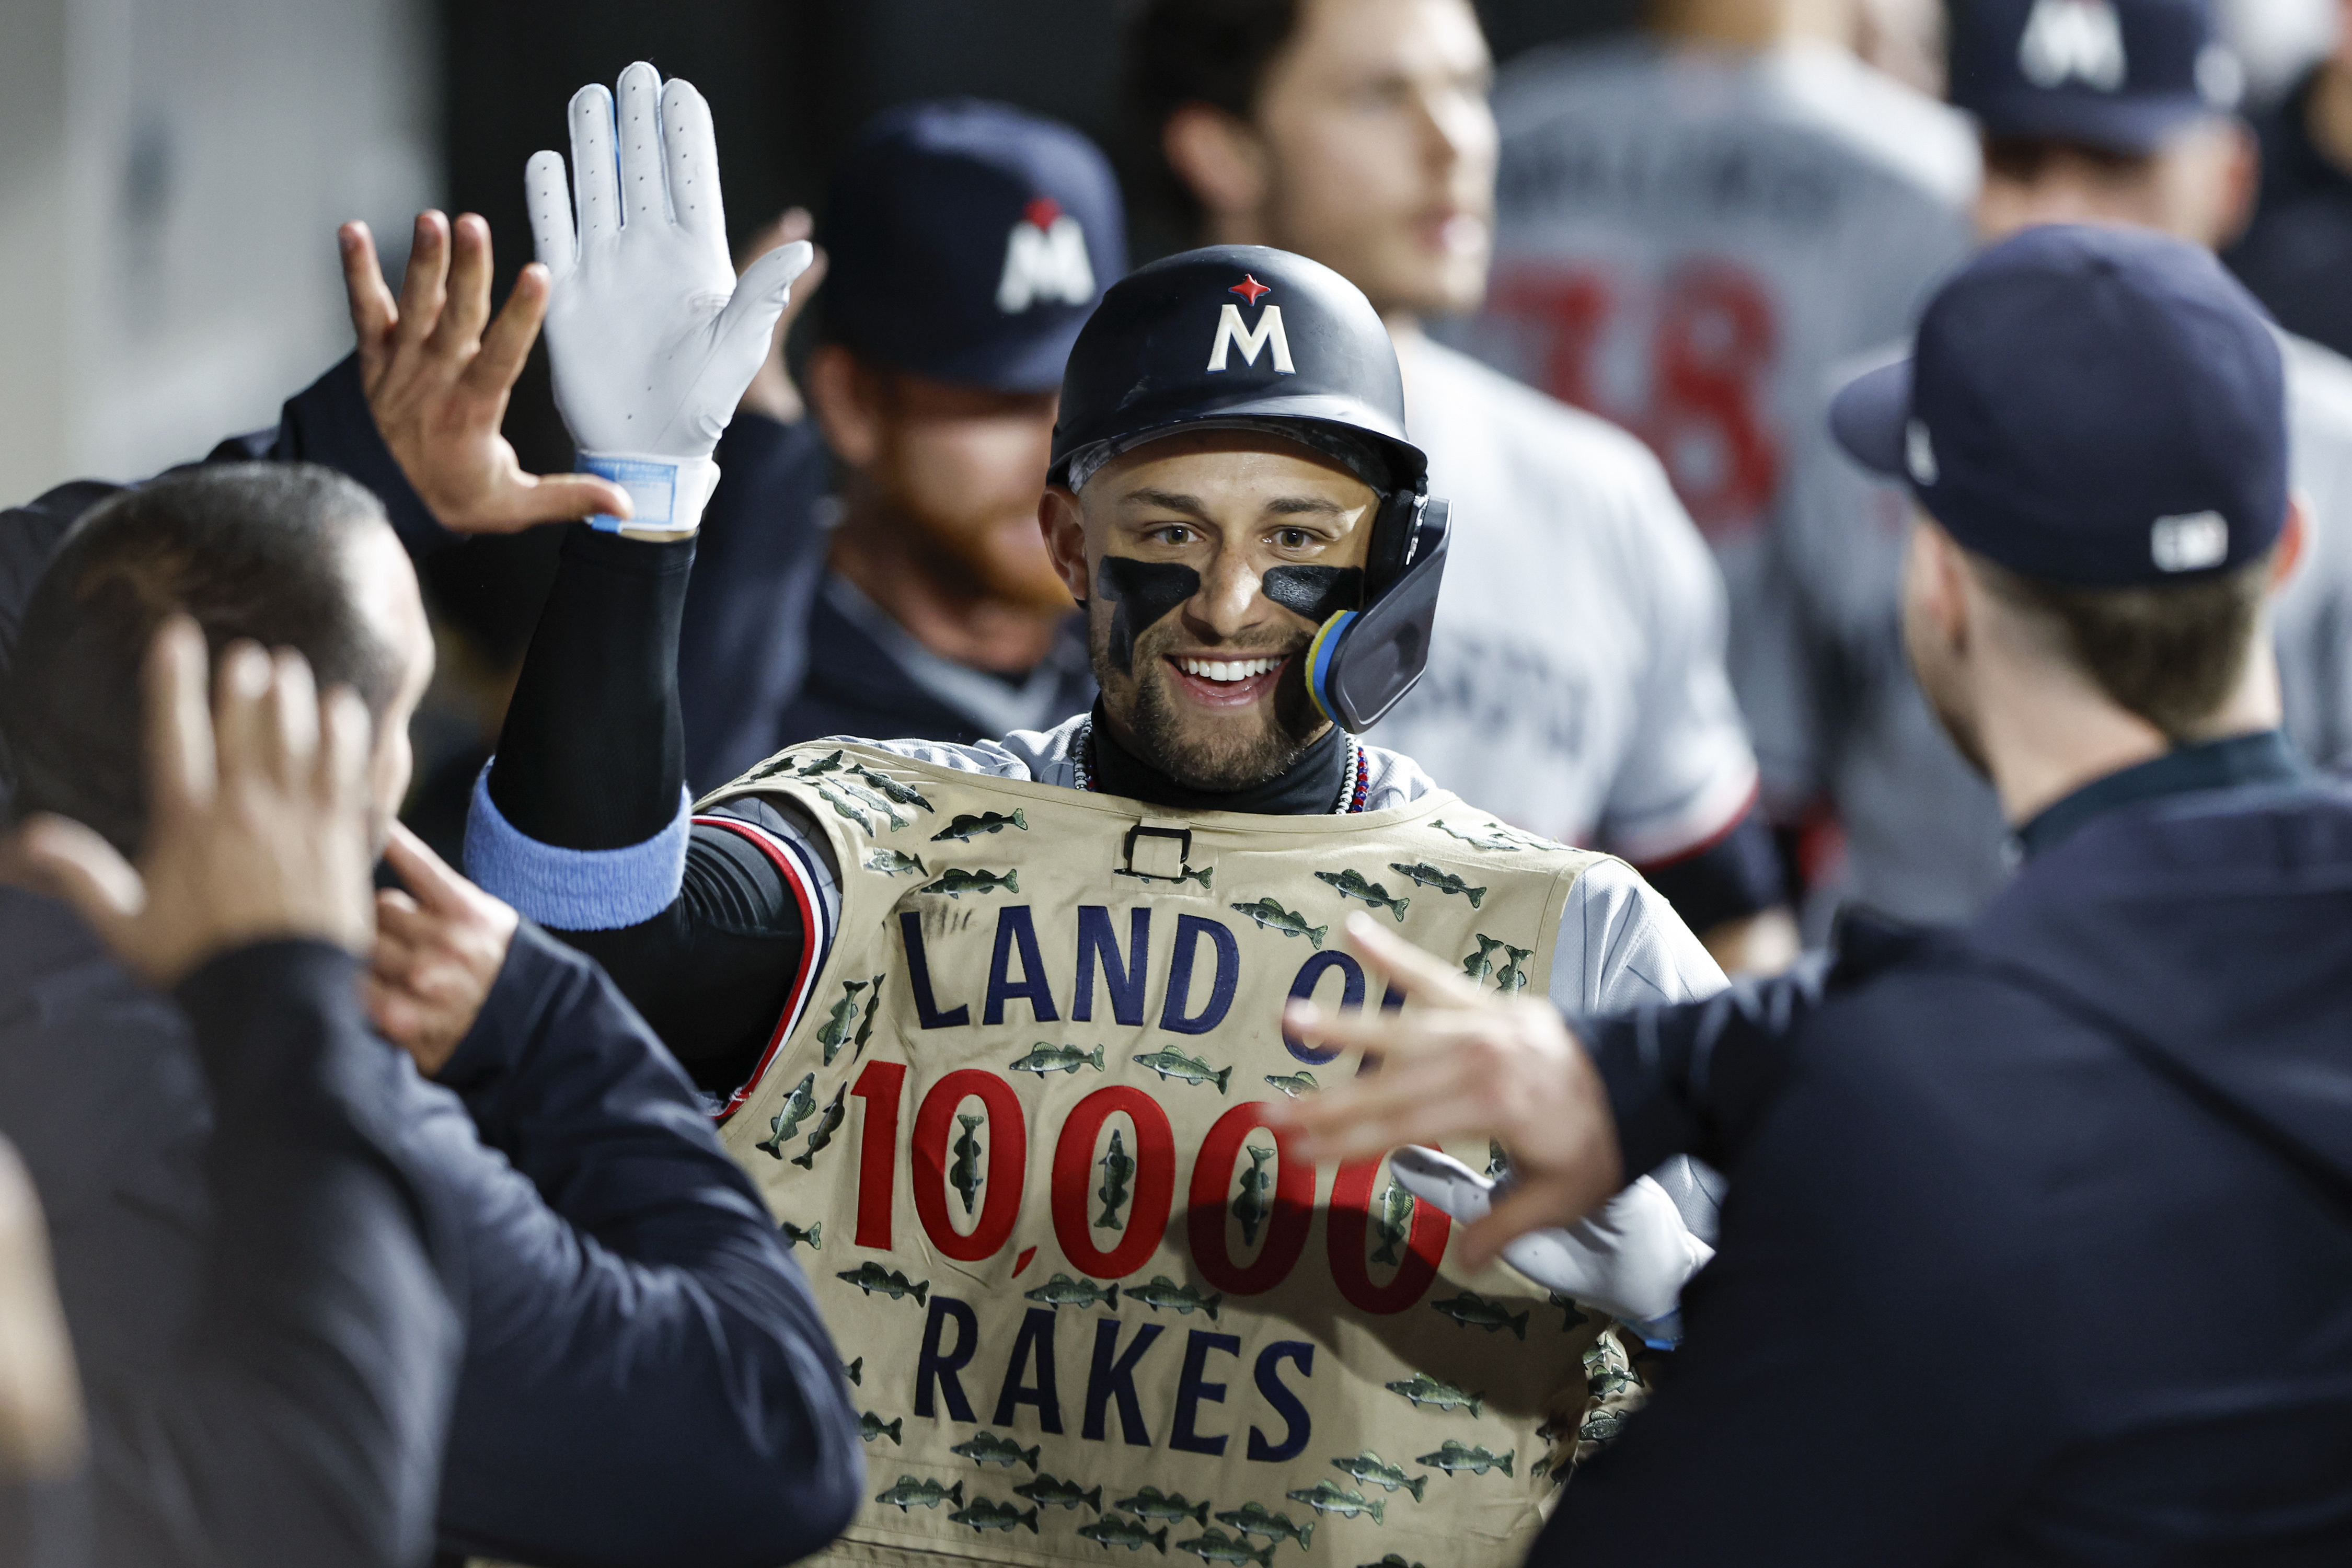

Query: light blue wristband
left=462, top=762, right=690, bottom=930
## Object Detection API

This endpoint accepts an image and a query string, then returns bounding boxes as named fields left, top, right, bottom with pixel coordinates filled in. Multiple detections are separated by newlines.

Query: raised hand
left=2, top=619, right=376, bottom=988
left=365, top=822, right=521, bottom=1076
left=735, top=207, right=829, bottom=424
left=342, top=212, right=632, bottom=533
left=1269, top=912, right=1625, bottom=1273
left=526, top=61, right=814, bottom=536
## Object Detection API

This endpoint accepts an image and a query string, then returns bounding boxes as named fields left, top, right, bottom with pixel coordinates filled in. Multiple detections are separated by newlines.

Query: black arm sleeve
left=1632, top=803, right=1788, bottom=935
left=129, top=940, right=466, bottom=1568
left=485, top=525, right=811, bottom=1091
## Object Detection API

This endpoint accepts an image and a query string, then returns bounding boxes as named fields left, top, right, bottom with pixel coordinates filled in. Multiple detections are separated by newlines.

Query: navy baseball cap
left=820, top=99, right=1126, bottom=393
left=1950, top=0, right=2242, bottom=155
left=1829, top=224, right=2287, bottom=586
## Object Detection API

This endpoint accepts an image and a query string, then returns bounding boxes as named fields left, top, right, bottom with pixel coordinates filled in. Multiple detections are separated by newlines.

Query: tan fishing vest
left=702, top=741, right=1618, bottom=1568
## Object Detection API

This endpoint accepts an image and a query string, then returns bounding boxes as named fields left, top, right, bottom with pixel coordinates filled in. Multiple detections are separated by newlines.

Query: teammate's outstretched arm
left=465, top=64, right=824, bottom=1087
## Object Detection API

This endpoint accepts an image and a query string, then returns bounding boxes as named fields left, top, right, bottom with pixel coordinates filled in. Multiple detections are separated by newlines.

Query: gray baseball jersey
left=1370, top=334, right=1765, bottom=866
left=1795, top=327, right=2352, bottom=923
left=1455, top=36, right=1977, bottom=799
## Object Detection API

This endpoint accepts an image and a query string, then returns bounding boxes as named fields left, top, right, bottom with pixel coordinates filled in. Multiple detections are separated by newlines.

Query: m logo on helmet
left=1208, top=275, right=1295, bottom=374
left=2019, top=0, right=2127, bottom=93
left=997, top=196, right=1094, bottom=313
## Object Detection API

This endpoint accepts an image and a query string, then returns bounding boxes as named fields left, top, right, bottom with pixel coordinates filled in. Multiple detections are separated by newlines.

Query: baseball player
left=1459, top=0, right=1979, bottom=852
left=1783, top=0, right=2352, bottom=921
left=1131, top=0, right=1797, bottom=976
left=465, top=63, right=1729, bottom=1568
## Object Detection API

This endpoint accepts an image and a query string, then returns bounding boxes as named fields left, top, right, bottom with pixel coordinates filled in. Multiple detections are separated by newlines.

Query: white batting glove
left=1387, top=1145, right=1713, bottom=1341
left=525, top=61, right=812, bottom=536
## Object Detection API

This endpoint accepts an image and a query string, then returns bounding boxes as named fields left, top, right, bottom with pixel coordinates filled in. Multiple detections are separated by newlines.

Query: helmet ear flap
left=1363, top=487, right=1427, bottom=601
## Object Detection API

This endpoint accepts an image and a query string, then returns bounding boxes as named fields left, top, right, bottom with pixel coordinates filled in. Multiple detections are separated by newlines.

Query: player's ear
left=1040, top=486, right=1092, bottom=606
left=2270, top=493, right=2310, bottom=593
left=2210, top=117, right=2261, bottom=252
left=1162, top=103, right=1270, bottom=239
left=805, top=345, right=884, bottom=469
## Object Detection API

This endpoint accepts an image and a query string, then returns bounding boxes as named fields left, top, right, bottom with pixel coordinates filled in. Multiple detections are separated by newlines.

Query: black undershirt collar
left=2013, top=729, right=2310, bottom=861
left=1084, top=701, right=1348, bottom=815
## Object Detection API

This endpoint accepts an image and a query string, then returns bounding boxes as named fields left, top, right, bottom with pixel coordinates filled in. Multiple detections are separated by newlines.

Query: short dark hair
left=3, top=464, right=401, bottom=854
left=1975, top=549, right=2272, bottom=739
left=1123, top=0, right=1303, bottom=239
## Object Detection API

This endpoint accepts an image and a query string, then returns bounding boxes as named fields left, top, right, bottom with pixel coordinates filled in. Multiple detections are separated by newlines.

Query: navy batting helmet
left=1050, top=244, right=1452, bottom=731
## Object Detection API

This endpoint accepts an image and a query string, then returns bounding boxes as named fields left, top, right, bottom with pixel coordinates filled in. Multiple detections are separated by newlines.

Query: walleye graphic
left=1133, top=1047, right=1232, bottom=1093
left=930, top=809, right=1027, bottom=844
left=1387, top=861, right=1485, bottom=906
left=851, top=974, right=885, bottom=1059
left=1417, top=1441, right=1514, bottom=1478
left=1282, top=1481, right=1383, bottom=1524
left=875, top=1475, right=962, bottom=1512
left=1460, top=934, right=1507, bottom=985
left=1313, top=868, right=1410, bottom=921
left=919, top=867, right=1019, bottom=898
left=950, top=1430, right=1042, bottom=1471
left=778, top=1220, right=821, bottom=1252
left=789, top=1083, right=848, bottom=1169
left=755, top=1072, right=818, bottom=1158
left=1022, top=1272, right=1120, bottom=1311
left=1078, top=1517, right=1168, bottom=1553
left=1232, top=1143, right=1275, bottom=1247
left=1263, top=1070, right=1319, bottom=1099
left=815, top=979, right=868, bottom=1065
left=1128, top=1276, right=1222, bottom=1319
left=1228, top=897, right=1325, bottom=947
left=1116, top=1487, right=1211, bottom=1525
left=1215, top=1502, right=1316, bottom=1548
left=1097, top=1129, right=1134, bottom=1230
left=1369, top=1180, right=1415, bottom=1266
left=1174, top=1528, right=1274, bottom=1566
left=835, top=1262, right=929, bottom=1305
left=1383, top=1372, right=1483, bottom=1416
left=1016, top=1473, right=1104, bottom=1513
left=950, top=1113, right=985, bottom=1215
left=948, top=1497, right=1039, bottom=1534
left=1428, top=1289, right=1530, bottom=1339
left=863, top=847, right=927, bottom=878
left=858, top=1411, right=902, bottom=1445
left=1329, top=1454, right=1426, bottom=1502
left=1493, top=942, right=1535, bottom=995
left=849, top=763, right=934, bottom=812
left=1007, top=1042, right=1106, bottom=1076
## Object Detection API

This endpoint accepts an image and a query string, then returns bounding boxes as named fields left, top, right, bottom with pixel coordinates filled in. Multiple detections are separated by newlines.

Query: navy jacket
left=676, top=412, right=1093, bottom=789
left=1552, top=735, right=2352, bottom=1564
left=0, top=891, right=862, bottom=1568
left=0, top=910, right=468, bottom=1568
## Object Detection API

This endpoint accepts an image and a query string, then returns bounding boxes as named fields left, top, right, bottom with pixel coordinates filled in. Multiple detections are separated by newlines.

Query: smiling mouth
left=1164, top=652, right=1294, bottom=708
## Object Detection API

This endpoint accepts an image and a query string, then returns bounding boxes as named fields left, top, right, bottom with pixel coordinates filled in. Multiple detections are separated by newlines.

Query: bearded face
left=1058, top=431, right=1377, bottom=792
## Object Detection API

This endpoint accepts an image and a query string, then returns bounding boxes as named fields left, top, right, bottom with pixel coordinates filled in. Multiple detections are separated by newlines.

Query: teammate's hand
left=1270, top=912, right=1625, bottom=1273
left=1, top=619, right=377, bottom=988
left=527, top=61, right=814, bottom=535
left=342, top=212, right=632, bottom=534
left=735, top=207, right=828, bottom=424
left=366, top=822, right=520, bottom=1077
left=0, top=1136, right=83, bottom=1481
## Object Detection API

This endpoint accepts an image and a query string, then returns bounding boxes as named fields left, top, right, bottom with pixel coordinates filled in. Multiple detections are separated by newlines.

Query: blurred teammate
left=1282, top=225, right=2352, bottom=1565
left=1131, top=0, right=1798, bottom=974
left=1461, top=0, right=1978, bottom=859
left=1793, top=0, right=2352, bottom=920
left=2227, top=0, right=2352, bottom=355
left=468, top=63, right=1729, bottom=1566
left=678, top=102, right=1123, bottom=787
